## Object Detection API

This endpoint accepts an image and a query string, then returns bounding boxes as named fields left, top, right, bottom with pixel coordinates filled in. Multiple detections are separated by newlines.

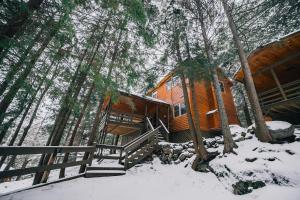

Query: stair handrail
left=158, top=119, right=169, bottom=141
left=124, top=127, right=160, bottom=153
left=146, top=117, right=154, bottom=131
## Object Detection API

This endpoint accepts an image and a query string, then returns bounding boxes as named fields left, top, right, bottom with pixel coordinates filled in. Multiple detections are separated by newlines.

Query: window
left=172, top=76, right=181, bottom=87
left=152, top=91, right=157, bottom=98
left=219, top=81, right=225, bottom=92
left=180, top=103, right=187, bottom=115
left=166, top=79, right=172, bottom=91
left=173, top=103, right=187, bottom=117
left=174, top=104, right=180, bottom=117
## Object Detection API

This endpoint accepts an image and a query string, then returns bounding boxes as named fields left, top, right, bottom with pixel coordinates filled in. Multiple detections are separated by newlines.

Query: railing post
left=124, top=151, right=128, bottom=169
left=119, top=147, right=123, bottom=164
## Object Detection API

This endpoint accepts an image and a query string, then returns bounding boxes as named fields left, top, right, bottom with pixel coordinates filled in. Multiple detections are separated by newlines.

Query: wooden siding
left=150, top=73, right=239, bottom=134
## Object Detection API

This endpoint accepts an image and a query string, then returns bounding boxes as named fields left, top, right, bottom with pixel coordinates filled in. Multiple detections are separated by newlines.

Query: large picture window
left=174, top=103, right=187, bottom=117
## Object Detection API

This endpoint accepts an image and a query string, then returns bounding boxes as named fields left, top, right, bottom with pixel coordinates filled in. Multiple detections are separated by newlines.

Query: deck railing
left=158, top=119, right=169, bottom=141
left=258, top=79, right=300, bottom=107
left=0, top=146, right=96, bottom=180
left=95, top=117, right=160, bottom=168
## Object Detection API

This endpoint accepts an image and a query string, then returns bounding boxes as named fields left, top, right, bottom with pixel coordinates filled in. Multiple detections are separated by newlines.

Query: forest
left=0, top=0, right=300, bottom=199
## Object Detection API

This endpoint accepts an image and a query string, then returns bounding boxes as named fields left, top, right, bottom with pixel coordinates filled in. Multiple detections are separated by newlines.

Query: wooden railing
left=108, top=110, right=144, bottom=124
left=95, top=144, right=125, bottom=163
left=259, top=79, right=300, bottom=107
left=95, top=117, right=160, bottom=168
left=0, top=146, right=96, bottom=180
left=158, top=119, right=169, bottom=141
left=123, top=127, right=160, bottom=168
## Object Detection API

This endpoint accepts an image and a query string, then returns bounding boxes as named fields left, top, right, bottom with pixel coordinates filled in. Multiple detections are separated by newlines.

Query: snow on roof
left=206, top=109, right=218, bottom=115
left=118, top=89, right=170, bottom=105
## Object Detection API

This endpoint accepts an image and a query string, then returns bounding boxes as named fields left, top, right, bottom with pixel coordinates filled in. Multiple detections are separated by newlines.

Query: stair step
left=85, top=170, right=125, bottom=178
left=86, top=166, right=125, bottom=171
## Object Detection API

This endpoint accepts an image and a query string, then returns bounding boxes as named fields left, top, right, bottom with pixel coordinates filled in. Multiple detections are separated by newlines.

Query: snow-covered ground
left=0, top=124, right=300, bottom=200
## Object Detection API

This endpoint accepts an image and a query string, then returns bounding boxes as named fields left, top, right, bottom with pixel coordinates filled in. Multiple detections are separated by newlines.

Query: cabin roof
left=118, top=89, right=170, bottom=105
left=234, top=30, right=300, bottom=92
left=147, top=72, right=174, bottom=94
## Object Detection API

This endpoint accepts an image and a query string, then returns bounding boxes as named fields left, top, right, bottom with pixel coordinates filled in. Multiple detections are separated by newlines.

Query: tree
left=220, top=0, right=272, bottom=142
left=183, top=0, right=236, bottom=153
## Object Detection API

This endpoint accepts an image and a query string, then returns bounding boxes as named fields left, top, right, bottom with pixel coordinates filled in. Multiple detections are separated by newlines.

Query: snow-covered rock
left=248, top=121, right=295, bottom=140
left=266, top=121, right=295, bottom=140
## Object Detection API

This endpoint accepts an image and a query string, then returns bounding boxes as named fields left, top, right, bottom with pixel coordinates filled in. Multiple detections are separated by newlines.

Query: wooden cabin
left=99, top=90, right=171, bottom=145
left=235, top=30, right=300, bottom=124
left=147, top=71, right=239, bottom=142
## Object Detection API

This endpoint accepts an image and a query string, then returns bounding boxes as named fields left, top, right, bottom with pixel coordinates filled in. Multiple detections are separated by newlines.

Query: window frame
left=173, top=102, right=187, bottom=117
left=152, top=91, right=158, bottom=98
left=172, top=76, right=181, bottom=87
left=166, top=79, right=172, bottom=91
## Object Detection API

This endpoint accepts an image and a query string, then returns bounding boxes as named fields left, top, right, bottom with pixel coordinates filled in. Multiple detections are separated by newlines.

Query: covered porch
left=235, top=30, right=300, bottom=124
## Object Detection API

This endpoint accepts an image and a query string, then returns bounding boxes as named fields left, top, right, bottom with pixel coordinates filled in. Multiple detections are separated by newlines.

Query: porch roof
left=234, top=30, right=300, bottom=93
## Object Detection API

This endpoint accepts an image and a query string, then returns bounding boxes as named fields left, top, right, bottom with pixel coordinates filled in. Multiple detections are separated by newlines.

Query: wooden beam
left=270, top=68, right=287, bottom=100
left=252, top=51, right=300, bottom=76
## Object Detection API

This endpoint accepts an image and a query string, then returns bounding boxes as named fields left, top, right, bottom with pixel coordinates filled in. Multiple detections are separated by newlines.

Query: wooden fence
left=0, top=146, right=96, bottom=180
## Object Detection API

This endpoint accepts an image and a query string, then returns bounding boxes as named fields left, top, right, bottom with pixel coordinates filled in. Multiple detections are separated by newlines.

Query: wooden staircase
left=85, top=117, right=164, bottom=178
left=85, top=166, right=126, bottom=178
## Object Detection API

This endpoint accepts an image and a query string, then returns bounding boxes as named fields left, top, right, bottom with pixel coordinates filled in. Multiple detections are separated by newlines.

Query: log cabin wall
left=148, top=72, right=239, bottom=139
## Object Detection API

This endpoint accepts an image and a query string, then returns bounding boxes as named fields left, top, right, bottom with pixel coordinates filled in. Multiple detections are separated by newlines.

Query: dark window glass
left=172, top=76, right=180, bottom=87
left=174, top=104, right=180, bottom=117
left=152, top=92, right=157, bottom=98
left=180, top=103, right=187, bottom=115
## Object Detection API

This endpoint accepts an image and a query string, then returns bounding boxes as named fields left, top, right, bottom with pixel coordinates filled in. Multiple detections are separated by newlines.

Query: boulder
left=249, top=121, right=295, bottom=140
left=187, top=148, right=195, bottom=153
left=266, top=121, right=295, bottom=140
left=178, top=152, right=189, bottom=161
left=173, top=146, right=183, bottom=154
left=232, top=180, right=265, bottom=195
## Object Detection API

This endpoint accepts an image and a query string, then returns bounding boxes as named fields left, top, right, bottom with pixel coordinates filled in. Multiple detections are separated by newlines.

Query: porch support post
left=156, top=104, right=159, bottom=126
left=167, top=106, right=170, bottom=130
left=270, top=68, right=287, bottom=100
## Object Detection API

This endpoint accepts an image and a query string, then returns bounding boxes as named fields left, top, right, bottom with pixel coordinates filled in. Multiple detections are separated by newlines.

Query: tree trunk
left=59, top=83, right=95, bottom=178
left=194, top=1, right=236, bottom=153
left=221, top=0, right=272, bottom=142
left=0, top=0, right=44, bottom=54
left=3, top=69, right=55, bottom=172
left=79, top=29, right=123, bottom=173
left=0, top=24, right=46, bottom=96
left=190, top=80, right=208, bottom=160
left=36, top=19, right=111, bottom=184
left=0, top=17, right=62, bottom=126
left=0, top=61, right=55, bottom=169
left=174, top=33, right=201, bottom=156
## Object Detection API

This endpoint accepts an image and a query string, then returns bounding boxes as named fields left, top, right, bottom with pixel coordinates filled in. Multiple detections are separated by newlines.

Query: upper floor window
left=152, top=91, right=157, bottom=98
left=174, top=104, right=180, bottom=117
left=219, top=81, right=225, bottom=92
left=166, top=79, right=172, bottom=91
left=172, top=76, right=181, bottom=87
left=174, top=102, right=187, bottom=117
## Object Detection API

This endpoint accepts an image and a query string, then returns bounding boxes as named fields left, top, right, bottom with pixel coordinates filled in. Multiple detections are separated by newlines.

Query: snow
left=118, top=89, right=170, bottom=105
left=265, top=121, right=292, bottom=130
left=206, top=109, right=218, bottom=115
left=1, top=124, right=300, bottom=200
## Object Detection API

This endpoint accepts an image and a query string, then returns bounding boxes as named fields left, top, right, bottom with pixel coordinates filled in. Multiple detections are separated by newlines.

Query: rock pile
left=156, top=142, right=195, bottom=164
